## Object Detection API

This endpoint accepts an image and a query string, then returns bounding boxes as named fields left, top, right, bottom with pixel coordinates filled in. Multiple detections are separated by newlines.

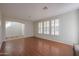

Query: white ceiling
left=0, top=3, right=79, bottom=21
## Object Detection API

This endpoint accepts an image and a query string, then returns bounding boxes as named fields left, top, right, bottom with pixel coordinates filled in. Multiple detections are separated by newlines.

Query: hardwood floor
left=0, top=37, right=74, bottom=56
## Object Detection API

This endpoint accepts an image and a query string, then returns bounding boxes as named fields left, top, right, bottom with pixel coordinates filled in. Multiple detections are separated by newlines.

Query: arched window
left=6, top=21, right=25, bottom=38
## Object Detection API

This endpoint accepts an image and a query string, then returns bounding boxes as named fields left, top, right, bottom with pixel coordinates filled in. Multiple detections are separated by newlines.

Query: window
left=5, top=21, right=25, bottom=37
left=6, top=21, right=11, bottom=28
left=37, top=19, right=59, bottom=36
left=44, top=21, right=49, bottom=34
left=51, top=19, right=59, bottom=35
left=38, top=22, right=43, bottom=34
left=55, top=19, right=59, bottom=35
left=51, top=20, right=54, bottom=35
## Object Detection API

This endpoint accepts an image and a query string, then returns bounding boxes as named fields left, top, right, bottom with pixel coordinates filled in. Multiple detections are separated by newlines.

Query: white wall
left=77, top=10, right=79, bottom=44
left=57, top=10, right=78, bottom=45
left=74, top=9, right=79, bottom=56
left=0, top=10, right=2, bottom=48
left=0, top=10, right=6, bottom=48
left=34, top=10, right=79, bottom=45
left=24, top=21, right=33, bottom=37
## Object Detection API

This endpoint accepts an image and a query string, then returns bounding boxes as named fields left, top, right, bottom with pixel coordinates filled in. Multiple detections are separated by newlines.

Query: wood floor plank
left=0, top=37, right=74, bottom=56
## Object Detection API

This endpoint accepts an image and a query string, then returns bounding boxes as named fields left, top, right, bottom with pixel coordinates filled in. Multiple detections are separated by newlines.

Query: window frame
left=38, top=22, right=43, bottom=34
left=43, top=21, right=50, bottom=35
left=51, top=19, right=59, bottom=36
left=37, top=19, right=59, bottom=36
